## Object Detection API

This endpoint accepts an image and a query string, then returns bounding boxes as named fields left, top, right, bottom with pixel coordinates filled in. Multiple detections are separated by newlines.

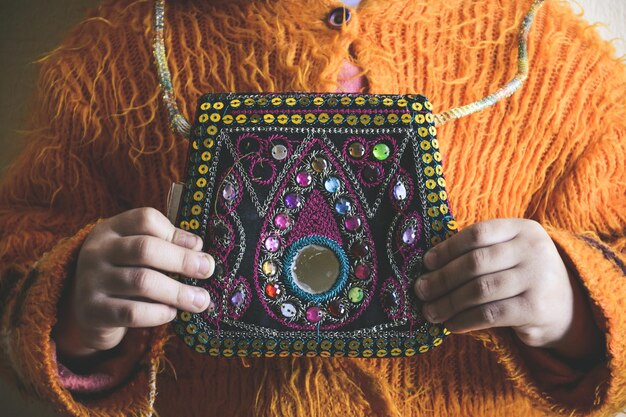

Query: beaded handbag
left=168, top=92, right=454, bottom=357
left=155, top=0, right=545, bottom=358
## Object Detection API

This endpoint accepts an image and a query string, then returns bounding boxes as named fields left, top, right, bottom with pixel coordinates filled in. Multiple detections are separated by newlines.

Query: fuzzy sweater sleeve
left=472, top=2, right=626, bottom=415
left=0, top=26, right=167, bottom=417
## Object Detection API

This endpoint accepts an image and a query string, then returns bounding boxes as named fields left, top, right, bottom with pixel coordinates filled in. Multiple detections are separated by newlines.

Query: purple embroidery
left=248, top=157, right=277, bottom=185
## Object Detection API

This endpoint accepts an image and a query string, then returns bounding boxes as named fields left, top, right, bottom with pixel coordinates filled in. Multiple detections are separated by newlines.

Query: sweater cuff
left=54, top=328, right=152, bottom=395
left=472, top=227, right=624, bottom=415
left=3, top=222, right=170, bottom=417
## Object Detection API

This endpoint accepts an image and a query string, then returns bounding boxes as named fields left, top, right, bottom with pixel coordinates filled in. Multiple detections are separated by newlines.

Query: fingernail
left=179, top=231, right=201, bottom=249
left=198, top=254, right=215, bottom=278
left=415, top=277, right=430, bottom=300
left=192, top=289, right=209, bottom=309
left=190, top=234, right=203, bottom=250
left=424, top=250, right=437, bottom=269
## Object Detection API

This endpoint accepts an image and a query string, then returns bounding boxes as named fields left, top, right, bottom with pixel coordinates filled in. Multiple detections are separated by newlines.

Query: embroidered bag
left=155, top=0, right=545, bottom=358
left=169, top=92, right=452, bottom=357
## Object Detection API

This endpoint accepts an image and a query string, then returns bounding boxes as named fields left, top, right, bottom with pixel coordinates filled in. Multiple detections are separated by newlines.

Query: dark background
left=0, top=2, right=99, bottom=415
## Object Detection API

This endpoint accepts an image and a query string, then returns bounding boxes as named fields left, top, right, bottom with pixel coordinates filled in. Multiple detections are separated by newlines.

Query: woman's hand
left=414, top=219, right=604, bottom=361
left=53, top=207, right=215, bottom=358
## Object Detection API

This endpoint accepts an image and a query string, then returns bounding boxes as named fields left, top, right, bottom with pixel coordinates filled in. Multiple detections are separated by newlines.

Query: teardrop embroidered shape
left=253, top=138, right=378, bottom=330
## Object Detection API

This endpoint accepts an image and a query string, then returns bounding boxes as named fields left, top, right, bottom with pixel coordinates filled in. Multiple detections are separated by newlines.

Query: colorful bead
left=324, top=177, right=341, bottom=193
left=207, top=298, right=217, bottom=313
left=306, top=307, right=323, bottom=323
left=402, top=227, right=417, bottom=245
left=265, top=283, right=282, bottom=299
left=231, top=290, right=246, bottom=308
left=335, top=198, right=352, bottom=215
left=280, top=303, right=297, bottom=318
left=271, top=144, right=288, bottom=161
left=328, top=300, right=346, bottom=318
left=354, top=263, right=370, bottom=280
left=384, top=290, right=399, bottom=310
left=311, top=157, right=328, bottom=173
left=265, top=235, right=281, bottom=252
left=362, top=164, right=382, bottom=183
left=372, top=143, right=391, bottom=161
left=393, top=181, right=407, bottom=201
left=222, top=182, right=237, bottom=201
left=348, top=142, right=366, bottom=159
left=351, top=241, right=369, bottom=257
left=296, top=171, right=312, bottom=187
left=348, top=287, right=365, bottom=304
left=344, top=216, right=362, bottom=232
left=284, top=193, right=302, bottom=209
left=262, top=260, right=277, bottom=277
left=274, top=213, right=292, bottom=230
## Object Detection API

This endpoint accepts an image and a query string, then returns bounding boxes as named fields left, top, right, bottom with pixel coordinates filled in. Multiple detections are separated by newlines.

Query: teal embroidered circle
left=283, top=236, right=349, bottom=303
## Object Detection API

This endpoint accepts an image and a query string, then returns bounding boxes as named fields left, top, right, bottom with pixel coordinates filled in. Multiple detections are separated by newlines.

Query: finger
left=443, top=296, right=531, bottom=333
left=421, top=269, right=527, bottom=323
left=90, top=297, right=179, bottom=328
left=108, top=235, right=215, bottom=279
left=416, top=240, right=523, bottom=301
left=104, top=267, right=212, bottom=313
left=424, top=219, right=525, bottom=270
left=110, top=207, right=203, bottom=251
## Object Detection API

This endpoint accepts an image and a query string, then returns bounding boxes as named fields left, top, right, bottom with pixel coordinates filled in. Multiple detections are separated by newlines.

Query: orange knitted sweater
left=1, top=0, right=625, bottom=416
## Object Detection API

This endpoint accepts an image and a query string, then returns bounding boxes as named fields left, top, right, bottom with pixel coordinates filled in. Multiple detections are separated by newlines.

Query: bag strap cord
left=153, top=0, right=545, bottom=139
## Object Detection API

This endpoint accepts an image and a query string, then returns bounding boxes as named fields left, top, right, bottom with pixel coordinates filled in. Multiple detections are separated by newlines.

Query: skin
left=414, top=218, right=604, bottom=363
left=55, top=213, right=603, bottom=365
left=53, top=207, right=215, bottom=358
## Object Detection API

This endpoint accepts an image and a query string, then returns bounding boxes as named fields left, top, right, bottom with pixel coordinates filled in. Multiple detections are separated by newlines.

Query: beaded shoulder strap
left=153, top=0, right=545, bottom=138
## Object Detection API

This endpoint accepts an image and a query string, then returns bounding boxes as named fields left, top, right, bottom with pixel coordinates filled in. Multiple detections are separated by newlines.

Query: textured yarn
left=0, top=0, right=625, bottom=416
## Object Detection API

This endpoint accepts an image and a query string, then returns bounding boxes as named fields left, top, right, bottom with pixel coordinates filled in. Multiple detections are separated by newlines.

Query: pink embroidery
left=287, top=189, right=342, bottom=245
left=249, top=157, right=277, bottom=185
left=252, top=138, right=378, bottom=331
